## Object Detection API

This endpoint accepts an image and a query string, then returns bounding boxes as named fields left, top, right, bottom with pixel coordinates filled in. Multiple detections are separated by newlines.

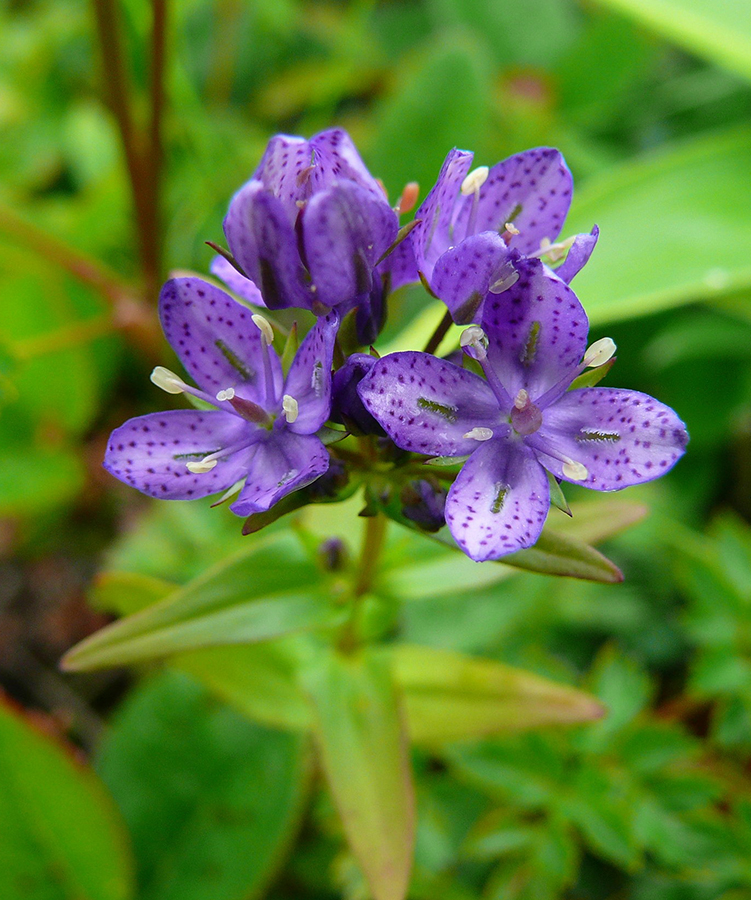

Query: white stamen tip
left=186, top=458, right=218, bottom=474
left=150, top=366, right=185, bottom=394
left=216, top=387, right=236, bottom=402
left=282, top=394, right=299, bottom=424
left=504, top=222, right=520, bottom=235
left=460, top=325, right=488, bottom=359
left=514, top=389, right=529, bottom=410
left=584, top=337, right=616, bottom=368
left=252, top=314, right=274, bottom=345
left=463, top=427, right=493, bottom=442
left=460, top=166, right=489, bottom=195
left=539, top=234, right=576, bottom=262
left=489, top=268, right=520, bottom=294
left=562, top=459, right=588, bottom=481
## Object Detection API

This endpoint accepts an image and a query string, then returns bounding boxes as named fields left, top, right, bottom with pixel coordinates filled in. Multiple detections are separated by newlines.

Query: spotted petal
left=307, top=129, right=386, bottom=200
left=445, top=437, right=550, bottom=561
left=160, top=277, right=281, bottom=404
left=284, top=311, right=339, bottom=434
left=230, top=431, right=329, bottom=515
left=303, top=182, right=398, bottom=310
left=481, top=259, right=589, bottom=403
left=554, top=225, right=599, bottom=284
left=532, top=388, right=689, bottom=490
left=431, top=232, right=511, bottom=324
left=454, top=148, right=573, bottom=258
left=223, top=181, right=314, bottom=310
left=104, top=410, right=252, bottom=501
left=357, top=352, right=500, bottom=457
left=209, top=256, right=266, bottom=307
left=412, top=148, right=474, bottom=276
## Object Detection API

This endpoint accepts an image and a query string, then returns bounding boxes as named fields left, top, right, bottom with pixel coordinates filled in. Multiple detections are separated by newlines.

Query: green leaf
left=566, top=127, right=751, bottom=324
left=505, top=528, right=624, bottom=583
left=586, top=0, right=751, bottom=83
left=63, top=532, right=339, bottom=671
left=96, top=671, right=310, bottom=900
left=302, top=648, right=415, bottom=900
left=393, top=645, right=605, bottom=744
left=0, top=447, right=85, bottom=516
left=0, top=697, right=133, bottom=900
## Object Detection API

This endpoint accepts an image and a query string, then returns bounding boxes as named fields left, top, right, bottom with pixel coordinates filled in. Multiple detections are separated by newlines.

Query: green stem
left=423, top=309, right=453, bottom=355
left=339, top=513, right=388, bottom=653
left=144, top=0, right=168, bottom=296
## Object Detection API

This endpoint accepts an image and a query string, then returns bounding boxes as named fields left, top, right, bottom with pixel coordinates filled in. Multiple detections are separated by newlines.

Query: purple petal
left=303, top=183, right=398, bottom=309
left=229, top=431, right=329, bottom=515
left=284, top=311, right=339, bottom=434
left=308, top=129, right=386, bottom=200
left=431, top=232, right=511, bottom=324
left=160, top=277, right=280, bottom=404
left=412, top=148, right=474, bottom=276
left=445, top=437, right=550, bottom=561
left=104, top=410, right=252, bottom=500
left=332, top=353, right=385, bottom=435
left=252, top=134, right=312, bottom=218
left=554, top=225, right=599, bottom=284
left=223, top=181, right=314, bottom=310
left=533, top=388, right=689, bottom=490
left=481, top=259, right=589, bottom=403
left=454, top=148, right=573, bottom=257
left=209, top=256, right=266, bottom=308
left=357, top=352, right=501, bottom=457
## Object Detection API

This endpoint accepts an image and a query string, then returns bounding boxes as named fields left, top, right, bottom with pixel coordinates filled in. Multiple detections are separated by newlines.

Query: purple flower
left=357, top=260, right=688, bottom=562
left=104, top=277, right=338, bottom=516
left=411, top=146, right=598, bottom=323
left=222, top=128, right=399, bottom=314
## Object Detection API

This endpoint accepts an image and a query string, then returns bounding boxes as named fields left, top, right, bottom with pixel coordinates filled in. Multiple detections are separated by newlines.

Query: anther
left=463, top=427, right=493, bottom=441
left=583, top=337, right=616, bottom=368
left=186, top=458, right=218, bottom=474
left=504, top=222, right=520, bottom=236
left=460, top=166, right=489, bottom=195
left=150, top=366, right=186, bottom=394
left=460, top=325, right=488, bottom=360
left=514, top=389, right=530, bottom=410
left=538, top=235, right=576, bottom=262
left=562, top=459, right=588, bottom=481
left=282, top=394, right=299, bottom=424
left=252, top=314, right=274, bottom=345
left=216, top=387, right=236, bottom=402
left=397, top=182, right=420, bottom=215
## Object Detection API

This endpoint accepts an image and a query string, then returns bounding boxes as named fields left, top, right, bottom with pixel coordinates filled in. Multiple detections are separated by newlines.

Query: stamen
left=460, top=325, right=488, bottom=360
left=186, top=458, right=218, bottom=474
left=397, top=182, right=419, bottom=215
left=504, top=222, right=520, bottom=236
left=151, top=366, right=186, bottom=394
left=252, top=314, right=274, bottom=345
left=216, top=387, right=236, bottom=402
left=514, top=389, right=530, bottom=410
left=488, top=263, right=520, bottom=294
left=535, top=235, right=576, bottom=262
left=562, top=459, right=588, bottom=481
left=210, top=478, right=246, bottom=507
left=463, top=427, right=493, bottom=441
left=460, top=166, right=489, bottom=195
left=282, top=394, right=299, bottom=424
left=583, top=337, right=616, bottom=368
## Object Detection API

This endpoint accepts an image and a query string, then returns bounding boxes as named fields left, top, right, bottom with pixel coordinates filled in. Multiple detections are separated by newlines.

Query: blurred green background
left=2, top=0, right=751, bottom=898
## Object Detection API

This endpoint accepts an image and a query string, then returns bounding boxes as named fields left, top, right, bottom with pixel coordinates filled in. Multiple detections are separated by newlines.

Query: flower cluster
left=105, top=129, right=688, bottom=562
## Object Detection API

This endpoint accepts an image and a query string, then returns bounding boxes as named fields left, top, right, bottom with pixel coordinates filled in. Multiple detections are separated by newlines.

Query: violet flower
left=104, top=277, right=338, bottom=516
left=222, top=128, right=399, bottom=314
left=357, top=260, right=688, bottom=562
left=411, top=146, right=598, bottom=323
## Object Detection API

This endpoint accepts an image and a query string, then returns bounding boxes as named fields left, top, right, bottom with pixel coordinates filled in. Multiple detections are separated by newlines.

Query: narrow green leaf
left=393, top=645, right=605, bottom=744
left=566, top=127, right=751, bottom=323
left=586, top=0, right=751, bottom=83
left=303, top=648, right=415, bottom=900
left=506, top=528, right=624, bottom=583
left=0, top=697, right=134, bottom=900
left=63, top=532, right=338, bottom=671
left=96, top=671, right=310, bottom=900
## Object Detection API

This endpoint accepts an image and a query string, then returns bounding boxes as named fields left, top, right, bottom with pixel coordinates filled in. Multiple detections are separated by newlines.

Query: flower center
left=510, top=389, right=543, bottom=436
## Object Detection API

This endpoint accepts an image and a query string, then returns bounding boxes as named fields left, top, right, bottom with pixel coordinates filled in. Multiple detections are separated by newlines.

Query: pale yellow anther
left=514, top=389, right=529, bottom=410
left=562, top=459, right=588, bottom=481
left=150, top=366, right=185, bottom=394
left=216, top=387, right=236, bottom=402
left=186, top=458, right=219, bottom=474
left=460, top=325, right=487, bottom=348
left=460, top=166, right=489, bottom=196
left=539, top=234, right=576, bottom=262
left=583, top=337, right=616, bottom=368
left=489, top=268, right=520, bottom=294
left=282, top=394, right=299, bottom=424
left=252, top=314, right=274, bottom=345
left=504, top=222, right=520, bottom=236
left=463, top=427, right=493, bottom=441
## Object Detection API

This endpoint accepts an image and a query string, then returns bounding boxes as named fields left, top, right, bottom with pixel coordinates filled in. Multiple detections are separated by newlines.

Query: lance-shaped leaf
left=302, top=648, right=415, bottom=900
left=393, top=645, right=605, bottom=745
left=63, top=532, right=338, bottom=671
left=0, top=696, right=134, bottom=900
left=505, top=529, right=624, bottom=583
